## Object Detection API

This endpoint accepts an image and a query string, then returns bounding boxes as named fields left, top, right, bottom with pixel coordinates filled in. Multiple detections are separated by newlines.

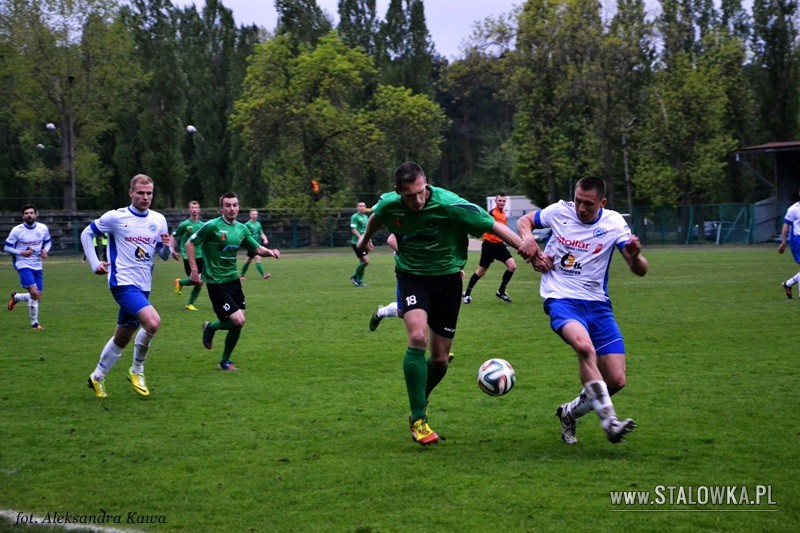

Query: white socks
left=565, top=388, right=593, bottom=419
left=584, top=380, right=617, bottom=430
left=28, top=299, right=39, bottom=325
left=92, top=337, right=124, bottom=381
left=785, top=272, right=800, bottom=287
left=132, top=329, right=153, bottom=374
left=377, top=301, right=399, bottom=318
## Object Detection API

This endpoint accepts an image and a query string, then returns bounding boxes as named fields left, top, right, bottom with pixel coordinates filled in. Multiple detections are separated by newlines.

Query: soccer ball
left=477, top=358, right=516, bottom=396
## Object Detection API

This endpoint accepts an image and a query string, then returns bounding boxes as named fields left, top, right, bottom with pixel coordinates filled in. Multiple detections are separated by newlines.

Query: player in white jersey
left=778, top=190, right=800, bottom=298
left=517, top=176, right=649, bottom=445
left=5, top=204, right=51, bottom=329
left=80, top=174, right=172, bottom=398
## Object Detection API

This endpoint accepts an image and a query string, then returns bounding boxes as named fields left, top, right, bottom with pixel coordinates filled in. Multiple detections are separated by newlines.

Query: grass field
left=1, top=245, right=798, bottom=532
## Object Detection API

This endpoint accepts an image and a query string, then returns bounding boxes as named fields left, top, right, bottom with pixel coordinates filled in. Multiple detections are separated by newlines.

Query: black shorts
left=246, top=248, right=259, bottom=258
left=396, top=271, right=463, bottom=339
left=183, top=258, right=204, bottom=277
left=206, top=279, right=246, bottom=321
left=352, top=244, right=368, bottom=259
left=479, top=240, right=512, bottom=268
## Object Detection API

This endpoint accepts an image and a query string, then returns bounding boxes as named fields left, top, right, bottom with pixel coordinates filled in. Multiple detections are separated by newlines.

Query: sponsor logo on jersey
left=558, top=252, right=583, bottom=274
left=134, top=246, right=151, bottom=261
left=124, top=235, right=155, bottom=245
left=556, top=235, right=591, bottom=251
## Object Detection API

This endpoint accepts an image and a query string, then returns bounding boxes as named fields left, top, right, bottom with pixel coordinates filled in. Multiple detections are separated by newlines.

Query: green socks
left=404, top=347, right=428, bottom=421
left=221, top=328, right=241, bottom=363
left=425, top=357, right=448, bottom=400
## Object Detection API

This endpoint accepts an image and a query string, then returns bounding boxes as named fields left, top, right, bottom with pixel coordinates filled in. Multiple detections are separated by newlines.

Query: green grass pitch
left=0, top=245, right=797, bottom=531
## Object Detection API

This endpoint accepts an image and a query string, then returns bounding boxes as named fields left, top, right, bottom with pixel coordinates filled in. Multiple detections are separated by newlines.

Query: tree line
left=0, top=0, right=797, bottom=216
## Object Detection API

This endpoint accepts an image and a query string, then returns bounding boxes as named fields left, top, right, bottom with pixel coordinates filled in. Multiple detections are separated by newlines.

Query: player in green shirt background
left=171, top=201, right=205, bottom=311
left=240, top=209, right=271, bottom=280
left=357, top=161, right=538, bottom=446
left=349, top=202, right=371, bottom=286
left=186, top=193, right=280, bottom=371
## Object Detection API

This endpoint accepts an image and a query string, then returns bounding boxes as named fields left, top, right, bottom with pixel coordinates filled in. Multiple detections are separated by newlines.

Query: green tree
left=367, top=84, right=447, bottom=189
left=337, top=0, right=379, bottom=57
left=120, top=0, right=187, bottom=208
left=596, top=0, right=654, bottom=210
left=175, top=0, right=258, bottom=206
left=233, top=32, right=446, bottom=212
left=635, top=51, right=737, bottom=208
left=751, top=0, right=800, bottom=142
left=275, top=0, right=333, bottom=51
left=2, top=0, right=142, bottom=210
left=232, top=33, right=378, bottom=209
left=511, top=0, right=606, bottom=206
left=378, top=0, right=433, bottom=95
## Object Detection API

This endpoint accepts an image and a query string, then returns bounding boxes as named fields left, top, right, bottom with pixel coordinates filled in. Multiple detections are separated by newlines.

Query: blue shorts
left=790, top=235, right=800, bottom=263
left=543, top=298, right=625, bottom=356
left=17, top=268, right=43, bottom=292
left=110, top=285, right=152, bottom=328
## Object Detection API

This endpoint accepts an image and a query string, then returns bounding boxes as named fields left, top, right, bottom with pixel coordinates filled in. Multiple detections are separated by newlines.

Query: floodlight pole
left=622, top=118, right=636, bottom=219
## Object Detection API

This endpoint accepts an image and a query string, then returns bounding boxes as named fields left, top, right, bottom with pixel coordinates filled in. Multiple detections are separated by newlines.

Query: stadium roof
left=736, top=141, right=800, bottom=155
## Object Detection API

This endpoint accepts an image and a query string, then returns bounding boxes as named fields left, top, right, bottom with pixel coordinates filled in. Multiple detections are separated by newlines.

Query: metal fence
left=629, top=200, right=786, bottom=245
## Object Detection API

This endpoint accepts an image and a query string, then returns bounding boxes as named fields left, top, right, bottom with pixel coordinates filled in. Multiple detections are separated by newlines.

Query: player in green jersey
left=171, top=201, right=205, bottom=310
left=186, top=192, right=280, bottom=371
left=240, top=209, right=271, bottom=280
left=349, top=202, right=372, bottom=286
left=357, top=161, right=538, bottom=446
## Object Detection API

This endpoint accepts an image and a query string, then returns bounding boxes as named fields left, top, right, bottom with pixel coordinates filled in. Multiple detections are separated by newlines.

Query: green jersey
left=371, top=185, right=495, bottom=276
left=189, top=217, right=261, bottom=284
left=172, top=218, right=204, bottom=259
left=350, top=211, right=368, bottom=245
left=245, top=219, right=264, bottom=243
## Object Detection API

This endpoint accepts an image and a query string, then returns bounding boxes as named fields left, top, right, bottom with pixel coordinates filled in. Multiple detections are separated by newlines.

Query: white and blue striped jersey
left=783, top=202, right=800, bottom=237
left=4, top=222, right=51, bottom=271
left=89, top=206, right=169, bottom=290
left=534, top=200, right=631, bottom=302
left=784, top=202, right=800, bottom=259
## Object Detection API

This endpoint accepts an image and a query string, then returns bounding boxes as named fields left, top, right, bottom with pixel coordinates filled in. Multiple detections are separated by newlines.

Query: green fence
left=628, top=203, right=780, bottom=245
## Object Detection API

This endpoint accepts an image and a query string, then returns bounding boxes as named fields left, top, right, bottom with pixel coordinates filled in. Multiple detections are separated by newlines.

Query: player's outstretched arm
left=257, top=246, right=280, bottom=259
left=517, top=214, right=553, bottom=272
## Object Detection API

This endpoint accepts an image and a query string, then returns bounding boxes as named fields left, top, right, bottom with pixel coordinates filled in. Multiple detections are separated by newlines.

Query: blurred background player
left=5, top=204, right=51, bottom=329
left=171, top=200, right=205, bottom=310
left=462, top=193, right=517, bottom=304
left=240, top=209, right=271, bottom=280
left=187, top=193, right=280, bottom=371
left=350, top=201, right=372, bottom=286
left=778, top=188, right=800, bottom=298
left=82, top=174, right=171, bottom=398
left=517, top=176, right=648, bottom=445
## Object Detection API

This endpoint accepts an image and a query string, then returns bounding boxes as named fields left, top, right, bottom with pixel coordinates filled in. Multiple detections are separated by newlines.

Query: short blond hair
left=130, top=174, right=153, bottom=190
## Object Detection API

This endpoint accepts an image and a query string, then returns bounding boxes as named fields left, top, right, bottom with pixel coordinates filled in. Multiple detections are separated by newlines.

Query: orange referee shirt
left=482, top=206, right=506, bottom=243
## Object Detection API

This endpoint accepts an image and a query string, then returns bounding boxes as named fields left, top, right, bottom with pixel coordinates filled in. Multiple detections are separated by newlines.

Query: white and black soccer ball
left=477, top=358, right=516, bottom=396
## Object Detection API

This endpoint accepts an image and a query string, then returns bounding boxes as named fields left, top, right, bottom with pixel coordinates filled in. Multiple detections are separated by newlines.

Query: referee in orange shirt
left=463, top=193, right=517, bottom=303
